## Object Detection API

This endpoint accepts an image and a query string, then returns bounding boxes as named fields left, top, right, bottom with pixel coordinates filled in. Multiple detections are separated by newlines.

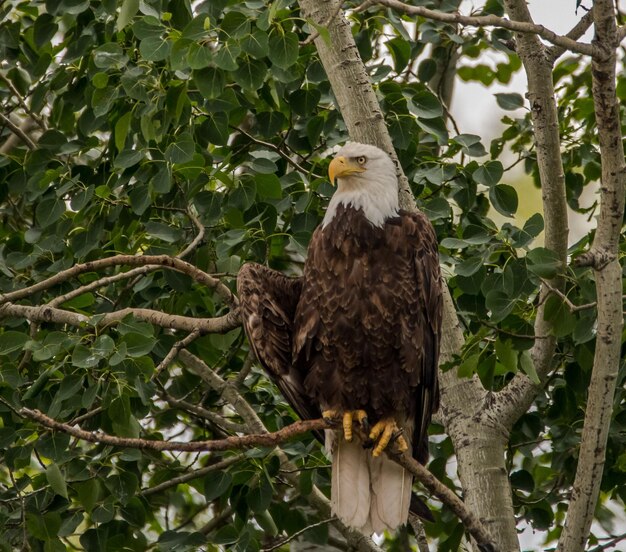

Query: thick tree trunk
left=558, top=1, right=625, bottom=549
left=297, top=1, right=519, bottom=549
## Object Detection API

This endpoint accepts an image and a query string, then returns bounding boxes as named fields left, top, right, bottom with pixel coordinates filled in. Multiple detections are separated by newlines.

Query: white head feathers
left=322, top=142, right=399, bottom=228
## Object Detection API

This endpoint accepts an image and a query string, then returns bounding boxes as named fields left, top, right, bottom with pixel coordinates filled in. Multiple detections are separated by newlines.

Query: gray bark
left=558, top=1, right=625, bottom=549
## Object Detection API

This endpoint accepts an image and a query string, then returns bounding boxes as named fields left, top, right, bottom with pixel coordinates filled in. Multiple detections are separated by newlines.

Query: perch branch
left=0, top=112, right=36, bottom=149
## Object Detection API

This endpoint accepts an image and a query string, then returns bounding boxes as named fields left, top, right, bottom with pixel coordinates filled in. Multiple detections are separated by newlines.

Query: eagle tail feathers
left=329, top=434, right=412, bottom=536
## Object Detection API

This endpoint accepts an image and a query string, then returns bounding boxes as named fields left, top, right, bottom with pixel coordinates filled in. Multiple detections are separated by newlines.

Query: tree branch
left=20, top=403, right=494, bottom=548
left=0, top=73, right=47, bottom=130
left=0, top=254, right=236, bottom=308
left=357, top=0, right=594, bottom=56
left=557, top=1, right=625, bottom=549
left=0, top=112, right=36, bottom=149
left=547, top=7, right=595, bottom=61
left=18, top=406, right=328, bottom=452
left=140, top=454, right=246, bottom=496
left=0, top=301, right=241, bottom=334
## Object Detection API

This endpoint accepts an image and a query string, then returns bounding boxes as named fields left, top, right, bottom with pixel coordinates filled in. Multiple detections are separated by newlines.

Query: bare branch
left=0, top=301, right=241, bottom=334
left=178, top=207, right=206, bottom=259
left=548, top=7, right=595, bottom=61
left=140, top=454, right=246, bottom=496
left=357, top=0, right=594, bottom=56
left=261, top=518, right=336, bottom=551
left=391, top=451, right=496, bottom=552
left=1, top=254, right=236, bottom=308
left=0, top=112, right=36, bottom=149
left=18, top=406, right=328, bottom=452
left=154, top=330, right=202, bottom=377
left=0, top=73, right=47, bottom=130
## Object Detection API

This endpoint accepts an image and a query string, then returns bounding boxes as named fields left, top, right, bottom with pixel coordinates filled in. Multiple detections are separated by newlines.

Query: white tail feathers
left=328, top=432, right=412, bottom=535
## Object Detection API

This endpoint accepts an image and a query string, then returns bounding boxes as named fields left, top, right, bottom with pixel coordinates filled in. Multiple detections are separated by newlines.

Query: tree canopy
left=0, top=0, right=624, bottom=551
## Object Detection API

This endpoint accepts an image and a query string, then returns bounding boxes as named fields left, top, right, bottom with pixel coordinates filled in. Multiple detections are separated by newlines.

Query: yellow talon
left=324, top=409, right=369, bottom=442
left=343, top=412, right=353, bottom=441
left=369, top=418, right=408, bottom=457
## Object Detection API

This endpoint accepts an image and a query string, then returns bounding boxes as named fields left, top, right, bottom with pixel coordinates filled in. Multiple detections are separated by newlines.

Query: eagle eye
left=356, top=156, right=367, bottom=165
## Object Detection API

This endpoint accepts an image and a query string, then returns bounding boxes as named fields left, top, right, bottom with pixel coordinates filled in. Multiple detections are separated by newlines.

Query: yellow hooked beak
left=328, top=156, right=366, bottom=185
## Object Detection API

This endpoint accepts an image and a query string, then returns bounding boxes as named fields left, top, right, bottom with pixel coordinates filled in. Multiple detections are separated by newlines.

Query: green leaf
left=121, top=332, right=156, bottom=357
left=526, top=247, right=562, bottom=278
left=256, top=174, right=282, bottom=199
left=289, top=88, right=321, bottom=117
left=387, top=37, right=410, bottom=73
left=202, top=111, right=230, bottom=145
left=194, top=67, right=225, bottom=99
left=494, top=338, right=517, bottom=373
left=520, top=350, right=541, bottom=385
left=46, top=463, right=68, bottom=499
left=241, top=29, right=269, bottom=59
left=457, top=353, right=479, bottom=378
left=213, top=41, right=240, bottom=71
left=233, top=57, right=266, bottom=91
left=140, top=36, right=171, bottom=61
left=453, top=134, right=487, bottom=157
left=490, top=184, right=518, bottom=217
left=485, top=289, right=516, bottom=322
left=204, top=471, right=232, bottom=501
left=165, top=134, right=195, bottom=164
left=34, top=14, right=58, bottom=49
left=0, top=331, right=29, bottom=355
left=93, top=43, right=128, bottom=69
left=268, top=31, right=299, bottom=69
left=117, top=0, right=139, bottom=31
left=114, top=149, right=144, bottom=169
left=473, top=161, right=503, bottom=187
left=187, top=42, right=213, bottom=69
left=36, top=197, right=65, bottom=228
left=407, top=90, right=443, bottom=119
left=416, top=116, right=448, bottom=145
left=495, top=92, right=525, bottom=110
left=114, top=111, right=132, bottom=153
left=72, top=344, right=101, bottom=368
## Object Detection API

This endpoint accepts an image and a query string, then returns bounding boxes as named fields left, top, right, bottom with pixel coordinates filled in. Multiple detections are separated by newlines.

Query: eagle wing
left=237, top=263, right=321, bottom=426
left=403, top=210, right=442, bottom=464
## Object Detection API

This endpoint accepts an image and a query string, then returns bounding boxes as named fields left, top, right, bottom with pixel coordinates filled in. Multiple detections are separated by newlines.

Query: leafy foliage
left=0, top=0, right=624, bottom=550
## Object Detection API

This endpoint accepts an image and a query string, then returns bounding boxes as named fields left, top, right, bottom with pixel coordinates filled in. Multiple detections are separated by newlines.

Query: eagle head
left=328, top=142, right=397, bottom=189
left=323, top=142, right=399, bottom=228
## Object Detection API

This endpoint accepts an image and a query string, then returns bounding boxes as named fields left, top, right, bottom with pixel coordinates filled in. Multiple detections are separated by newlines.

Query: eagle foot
left=369, top=418, right=409, bottom=457
left=322, top=409, right=369, bottom=442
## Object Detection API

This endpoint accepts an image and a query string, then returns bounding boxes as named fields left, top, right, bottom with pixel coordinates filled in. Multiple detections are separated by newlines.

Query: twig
left=261, top=518, right=336, bottom=551
left=548, top=7, right=595, bottom=61
left=356, top=0, right=594, bottom=56
left=0, top=73, right=47, bottom=130
left=233, top=126, right=316, bottom=177
left=234, top=349, right=256, bottom=387
left=140, top=454, right=245, bottom=496
left=178, top=207, right=205, bottom=258
left=154, top=330, right=202, bottom=377
left=157, top=388, right=248, bottom=433
left=0, top=112, right=36, bottom=149
left=541, top=279, right=597, bottom=313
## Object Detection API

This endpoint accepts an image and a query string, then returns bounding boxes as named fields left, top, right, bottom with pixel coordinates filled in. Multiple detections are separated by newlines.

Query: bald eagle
left=237, top=142, right=442, bottom=535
